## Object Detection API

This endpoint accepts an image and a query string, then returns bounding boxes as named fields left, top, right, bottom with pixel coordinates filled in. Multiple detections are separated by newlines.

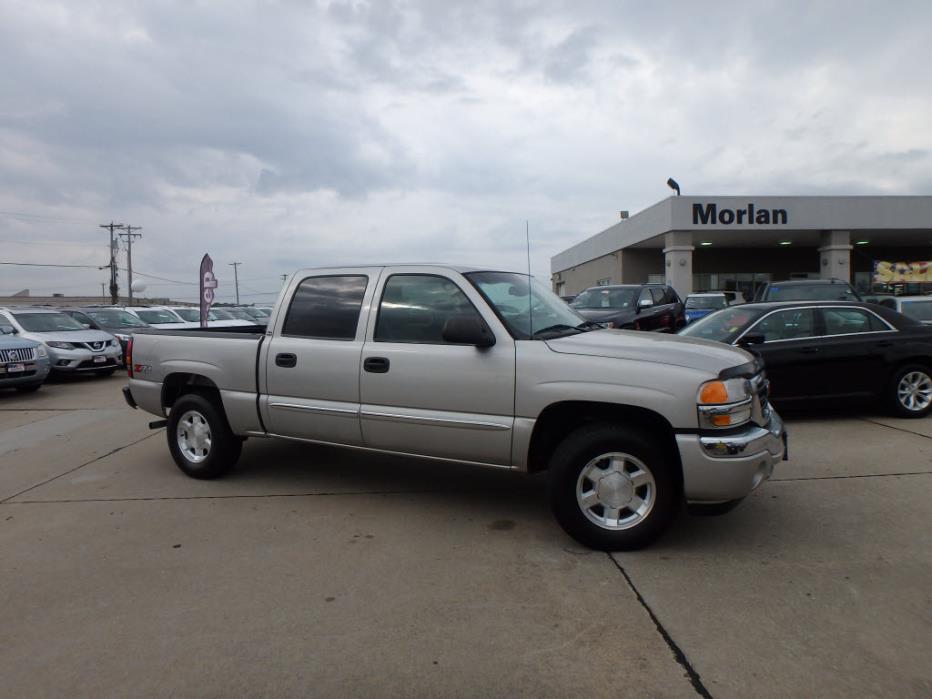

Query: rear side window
left=282, top=275, right=368, bottom=340
left=650, top=287, right=666, bottom=304
left=822, top=308, right=889, bottom=335
left=375, top=274, right=480, bottom=344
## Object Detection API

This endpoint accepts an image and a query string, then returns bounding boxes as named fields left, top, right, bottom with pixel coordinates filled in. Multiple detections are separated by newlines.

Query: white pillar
left=663, top=231, right=693, bottom=298
left=819, top=230, right=852, bottom=281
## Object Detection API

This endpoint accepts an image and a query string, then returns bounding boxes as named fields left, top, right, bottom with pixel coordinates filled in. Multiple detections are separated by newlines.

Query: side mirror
left=81, top=323, right=91, bottom=329
left=442, top=315, right=496, bottom=348
left=738, top=333, right=765, bottom=347
left=0, top=325, right=15, bottom=335
left=637, top=298, right=654, bottom=313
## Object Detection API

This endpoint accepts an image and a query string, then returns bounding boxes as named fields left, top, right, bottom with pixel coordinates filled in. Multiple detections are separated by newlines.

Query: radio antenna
left=526, top=220, right=533, bottom=337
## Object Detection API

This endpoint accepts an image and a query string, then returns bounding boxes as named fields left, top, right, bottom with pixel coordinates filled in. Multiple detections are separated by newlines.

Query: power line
left=0, top=261, right=104, bottom=269
left=0, top=210, right=96, bottom=224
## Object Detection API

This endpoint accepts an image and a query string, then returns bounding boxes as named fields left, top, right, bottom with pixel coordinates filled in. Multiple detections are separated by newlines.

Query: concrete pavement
left=1, top=376, right=930, bottom=697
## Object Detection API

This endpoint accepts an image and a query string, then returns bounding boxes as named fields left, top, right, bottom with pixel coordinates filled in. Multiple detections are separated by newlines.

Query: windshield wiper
left=532, top=324, right=583, bottom=338
left=575, top=320, right=602, bottom=331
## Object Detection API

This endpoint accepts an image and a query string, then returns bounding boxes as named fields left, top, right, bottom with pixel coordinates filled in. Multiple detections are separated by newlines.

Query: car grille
left=77, top=341, right=108, bottom=351
left=750, top=372, right=771, bottom=423
left=0, top=347, right=36, bottom=362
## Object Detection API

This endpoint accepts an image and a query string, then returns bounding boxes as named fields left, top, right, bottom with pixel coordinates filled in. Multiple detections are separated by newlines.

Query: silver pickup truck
left=124, top=265, right=786, bottom=549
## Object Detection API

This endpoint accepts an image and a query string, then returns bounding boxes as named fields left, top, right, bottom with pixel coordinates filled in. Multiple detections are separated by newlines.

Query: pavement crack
left=771, top=470, right=932, bottom=483
left=0, top=432, right=161, bottom=504
left=858, top=417, right=932, bottom=440
left=608, top=554, right=713, bottom=699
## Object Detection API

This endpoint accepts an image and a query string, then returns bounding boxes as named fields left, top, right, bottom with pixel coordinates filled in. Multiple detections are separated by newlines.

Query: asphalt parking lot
left=1, top=376, right=930, bottom=698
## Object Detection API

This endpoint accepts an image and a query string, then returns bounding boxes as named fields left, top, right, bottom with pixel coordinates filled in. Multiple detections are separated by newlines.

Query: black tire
left=95, top=368, right=116, bottom=377
left=886, top=364, right=932, bottom=419
left=549, top=423, right=680, bottom=551
left=14, top=383, right=42, bottom=394
left=166, top=393, right=242, bottom=479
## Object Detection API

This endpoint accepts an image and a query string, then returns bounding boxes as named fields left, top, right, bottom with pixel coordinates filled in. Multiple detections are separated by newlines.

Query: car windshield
left=570, top=287, right=638, bottom=310
left=765, top=283, right=858, bottom=301
left=240, top=307, right=266, bottom=319
left=677, top=306, right=762, bottom=342
left=87, top=309, right=148, bottom=328
left=172, top=308, right=200, bottom=322
left=13, top=312, right=85, bottom=332
left=686, top=295, right=727, bottom=310
left=229, top=308, right=257, bottom=320
left=211, top=308, right=236, bottom=320
left=901, top=300, right=932, bottom=322
left=465, top=272, right=591, bottom=339
left=136, top=309, right=183, bottom=324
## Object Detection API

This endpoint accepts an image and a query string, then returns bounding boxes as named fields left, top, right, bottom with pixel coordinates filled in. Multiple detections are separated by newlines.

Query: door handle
left=363, top=357, right=390, bottom=373
left=797, top=347, right=820, bottom=354
left=275, top=353, right=297, bottom=368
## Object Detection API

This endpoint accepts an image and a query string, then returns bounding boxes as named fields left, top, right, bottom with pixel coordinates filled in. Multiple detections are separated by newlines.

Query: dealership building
left=551, top=195, right=932, bottom=300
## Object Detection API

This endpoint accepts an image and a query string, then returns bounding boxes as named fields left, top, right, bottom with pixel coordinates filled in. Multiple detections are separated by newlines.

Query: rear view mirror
left=738, top=333, right=765, bottom=347
left=0, top=324, right=15, bottom=335
left=442, top=315, right=496, bottom=348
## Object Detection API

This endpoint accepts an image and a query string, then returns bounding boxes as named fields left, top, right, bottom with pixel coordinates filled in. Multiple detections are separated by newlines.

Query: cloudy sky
left=1, top=0, right=930, bottom=302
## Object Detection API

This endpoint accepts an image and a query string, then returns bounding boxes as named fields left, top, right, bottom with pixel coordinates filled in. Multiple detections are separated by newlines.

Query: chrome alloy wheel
left=176, top=410, right=212, bottom=463
left=898, top=370, right=932, bottom=412
left=576, top=452, right=656, bottom=530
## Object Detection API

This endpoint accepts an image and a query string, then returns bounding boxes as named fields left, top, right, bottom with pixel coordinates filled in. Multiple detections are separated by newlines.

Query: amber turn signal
left=699, top=381, right=728, bottom=404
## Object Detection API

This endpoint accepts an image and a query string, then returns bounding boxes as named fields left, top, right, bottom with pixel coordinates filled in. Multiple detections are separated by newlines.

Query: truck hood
left=546, top=329, right=753, bottom=374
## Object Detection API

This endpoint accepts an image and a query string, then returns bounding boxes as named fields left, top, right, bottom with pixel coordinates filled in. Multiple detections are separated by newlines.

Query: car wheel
left=95, top=369, right=116, bottom=377
left=14, top=383, right=42, bottom=394
left=549, top=423, right=679, bottom=550
left=167, top=393, right=242, bottom=479
left=888, top=365, right=932, bottom=418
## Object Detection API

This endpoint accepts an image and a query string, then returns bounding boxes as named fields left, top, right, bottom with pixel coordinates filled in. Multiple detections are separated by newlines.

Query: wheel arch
left=161, top=372, right=222, bottom=411
left=526, top=400, right=682, bottom=485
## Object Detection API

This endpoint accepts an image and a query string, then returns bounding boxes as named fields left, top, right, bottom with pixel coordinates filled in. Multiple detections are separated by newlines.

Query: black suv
left=753, top=278, right=861, bottom=303
left=570, top=284, right=685, bottom=331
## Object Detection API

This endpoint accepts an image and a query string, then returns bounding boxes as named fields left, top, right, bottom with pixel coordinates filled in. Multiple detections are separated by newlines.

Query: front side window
left=678, top=307, right=762, bottom=342
left=748, top=309, right=818, bottom=342
left=822, top=308, right=889, bottom=335
left=650, top=288, right=666, bottom=305
left=283, top=275, right=368, bottom=340
left=13, top=312, right=85, bottom=332
left=375, top=274, right=480, bottom=344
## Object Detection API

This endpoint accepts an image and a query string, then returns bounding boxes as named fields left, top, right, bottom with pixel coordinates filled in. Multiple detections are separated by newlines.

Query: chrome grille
left=0, top=347, right=35, bottom=362
left=79, top=341, right=107, bottom=351
left=749, top=372, right=771, bottom=424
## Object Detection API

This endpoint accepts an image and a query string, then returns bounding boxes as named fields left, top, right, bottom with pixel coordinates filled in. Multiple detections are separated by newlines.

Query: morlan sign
left=692, top=203, right=788, bottom=226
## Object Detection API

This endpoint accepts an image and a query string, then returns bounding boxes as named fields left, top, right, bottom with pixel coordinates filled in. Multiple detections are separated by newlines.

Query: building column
left=819, top=230, right=852, bottom=281
left=663, top=231, right=693, bottom=298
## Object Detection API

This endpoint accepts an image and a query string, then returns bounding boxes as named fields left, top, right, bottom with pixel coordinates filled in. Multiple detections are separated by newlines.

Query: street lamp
left=666, top=178, right=681, bottom=196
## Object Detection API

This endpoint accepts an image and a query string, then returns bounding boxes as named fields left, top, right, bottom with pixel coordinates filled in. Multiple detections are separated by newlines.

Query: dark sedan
left=678, top=301, right=932, bottom=418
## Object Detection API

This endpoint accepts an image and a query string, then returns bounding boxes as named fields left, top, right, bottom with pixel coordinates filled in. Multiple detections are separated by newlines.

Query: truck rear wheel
left=167, top=393, right=241, bottom=479
left=549, top=423, right=679, bottom=550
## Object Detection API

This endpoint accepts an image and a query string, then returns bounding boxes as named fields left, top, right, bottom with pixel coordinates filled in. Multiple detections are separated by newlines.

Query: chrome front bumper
left=677, top=411, right=786, bottom=504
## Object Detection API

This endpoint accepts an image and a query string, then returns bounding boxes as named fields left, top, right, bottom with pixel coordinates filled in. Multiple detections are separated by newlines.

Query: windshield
left=678, top=306, right=762, bottom=342
left=571, top=287, right=638, bottom=310
left=87, top=309, right=148, bottom=328
left=210, top=308, right=236, bottom=320
left=686, top=295, right=727, bottom=310
left=172, top=308, right=200, bottom=322
left=465, top=272, right=590, bottom=339
left=136, top=309, right=183, bottom=324
left=765, top=283, right=858, bottom=301
left=228, top=308, right=257, bottom=320
left=240, top=307, right=266, bottom=319
left=901, top=300, right=932, bottom=322
left=13, top=312, right=85, bottom=332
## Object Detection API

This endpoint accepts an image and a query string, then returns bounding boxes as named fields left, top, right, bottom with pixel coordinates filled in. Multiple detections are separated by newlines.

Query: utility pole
left=101, top=282, right=105, bottom=300
left=229, top=262, right=241, bottom=305
left=119, top=225, right=143, bottom=303
left=99, top=222, right=123, bottom=304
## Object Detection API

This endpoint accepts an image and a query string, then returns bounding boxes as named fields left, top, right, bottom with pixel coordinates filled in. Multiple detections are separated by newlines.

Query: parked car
left=570, top=284, right=685, bottom=331
left=60, top=307, right=150, bottom=359
left=866, top=295, right=932, bottom=326
left=233, top=306, right=270, bottom=323
left=753, top=278, right=861, bottom=302
left=201, top=307, right=256, bottom=327
left=124, top=306, right=197, bottom=329
left=684, top=293, right=729, bottom=324
left=559, top=295, right=577, bottom=304
left=678, top=301, right=932, bottom=417
left=124, top=264, right=785, bottom=551
left=0, top=307, right=122, bottom=376
left=0, top=325, right=50, bottom=392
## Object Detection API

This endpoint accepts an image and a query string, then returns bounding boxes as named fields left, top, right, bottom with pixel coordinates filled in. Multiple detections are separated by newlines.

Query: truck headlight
left=46, top=341, right=75, bottom=350
left=697, top=378, right=753, bottom=429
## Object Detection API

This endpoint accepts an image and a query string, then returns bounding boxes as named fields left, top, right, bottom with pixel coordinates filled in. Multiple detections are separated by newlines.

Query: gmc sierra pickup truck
left=123, top=265, right=786, bottom=550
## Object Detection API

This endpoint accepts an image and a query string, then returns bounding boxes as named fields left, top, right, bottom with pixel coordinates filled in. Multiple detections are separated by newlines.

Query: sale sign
left=199, top=254, right=218, bottom=328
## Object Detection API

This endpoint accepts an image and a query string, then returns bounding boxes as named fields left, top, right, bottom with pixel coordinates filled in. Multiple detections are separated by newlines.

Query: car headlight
left=113, top=334, right=129, bottom=342
left=697, top=378, right=753, bottom=429
left=36, top=345, right=48, bottom=358
left=46, top=341, right=75, bottom=350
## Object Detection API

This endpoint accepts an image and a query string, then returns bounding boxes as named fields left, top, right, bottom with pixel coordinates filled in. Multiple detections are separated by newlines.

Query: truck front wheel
left=549, top=423, right=679, bottom=550
left=167, top=393, right=242, bottom=479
